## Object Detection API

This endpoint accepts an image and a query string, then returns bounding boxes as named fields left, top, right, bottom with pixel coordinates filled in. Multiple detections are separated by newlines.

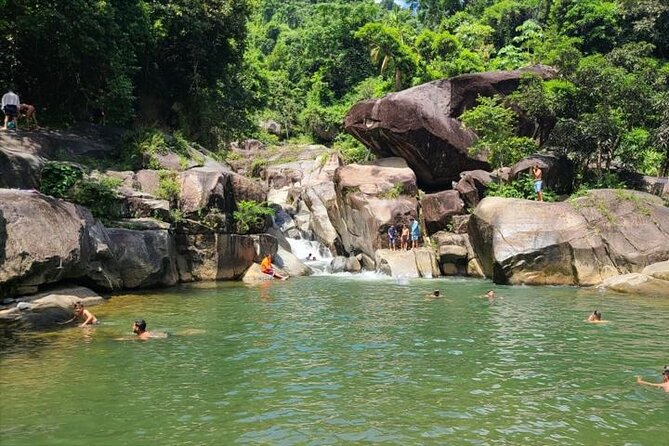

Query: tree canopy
left=1, top=0, right=667, bottom=176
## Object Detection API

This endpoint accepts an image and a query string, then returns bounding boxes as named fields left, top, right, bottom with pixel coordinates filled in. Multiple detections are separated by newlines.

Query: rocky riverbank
left=2, top=68, right=669, bottom=330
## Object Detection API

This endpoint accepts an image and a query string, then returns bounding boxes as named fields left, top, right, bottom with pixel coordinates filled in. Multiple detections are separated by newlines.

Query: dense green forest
left=1, top=0, right=668, bottom=176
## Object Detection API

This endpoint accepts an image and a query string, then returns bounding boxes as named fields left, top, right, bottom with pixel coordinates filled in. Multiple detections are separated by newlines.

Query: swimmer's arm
left=80, top=311, right=95, bottom=326
left=57, top=315, right=77, bottom=325
left=636, top=376, right=663, bottom=388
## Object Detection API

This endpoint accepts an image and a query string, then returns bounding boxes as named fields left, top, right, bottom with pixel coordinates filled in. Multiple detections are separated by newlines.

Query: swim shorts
left=3, top=104, right=18, bottom=117
left=534, top=180, right=543, bottom=192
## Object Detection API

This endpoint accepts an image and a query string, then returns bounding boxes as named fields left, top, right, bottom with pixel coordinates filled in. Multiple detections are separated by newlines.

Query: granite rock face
left=468, top=190, right=669, bottom=285
left=0, top=190, right=121, bottom=298
left=345, top=66, right=556, bottom=189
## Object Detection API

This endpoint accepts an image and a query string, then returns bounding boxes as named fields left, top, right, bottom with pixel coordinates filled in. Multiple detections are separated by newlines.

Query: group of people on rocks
left=387, top=216, right=421, bottom=251
left=2, top=89, right=37, bottom=130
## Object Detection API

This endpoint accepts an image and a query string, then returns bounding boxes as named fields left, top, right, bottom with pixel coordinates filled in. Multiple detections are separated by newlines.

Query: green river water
left=1, top=275, right=667, bottom=445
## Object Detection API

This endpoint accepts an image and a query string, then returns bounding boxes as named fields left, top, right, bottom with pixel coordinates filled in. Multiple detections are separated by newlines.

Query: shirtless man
left=586, top=310, right=604, bottom=323
left=486, top=290, right=495, bottom=302
left=132, top=319, right=167, bottom=340
left=427, top=290, right=441, bottom=299
left=636, top=366, right=669, bottom=392
left=532, top=165, right=543, bottom=202
left=59, top=302, right=98, bottom=327
left=19, top=104, right=37, bottom=129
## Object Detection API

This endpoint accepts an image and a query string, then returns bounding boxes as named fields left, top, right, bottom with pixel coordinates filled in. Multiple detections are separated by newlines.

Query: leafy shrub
left=233, top=200, right=275, bottom=234
left=570, top=172, right=627, bottom=199
left=121, top=128, right=192, bottom=169
left=333, top=133, right=373, bottom=164
left=251, top=159, right=268, bottom=178
left=156, top=171, right=181, bottom=206
left=71, top=178, right=122, bottom=220
left=486, top=174, right=557, bottom=202
left=381, top=182, right=404, bottom=199
left=39, top=162, right=84, bottom=198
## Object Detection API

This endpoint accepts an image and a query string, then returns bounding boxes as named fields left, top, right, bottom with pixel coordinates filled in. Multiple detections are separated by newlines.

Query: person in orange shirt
left=260, top=254, right=288, bottom=280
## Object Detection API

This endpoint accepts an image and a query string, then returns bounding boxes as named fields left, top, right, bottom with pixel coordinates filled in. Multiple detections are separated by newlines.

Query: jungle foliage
left=1, top=0, right=667, bottom=177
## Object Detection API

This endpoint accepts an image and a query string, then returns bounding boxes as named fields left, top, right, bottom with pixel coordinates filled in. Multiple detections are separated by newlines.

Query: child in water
left=59, top=302, right=98, bottom=327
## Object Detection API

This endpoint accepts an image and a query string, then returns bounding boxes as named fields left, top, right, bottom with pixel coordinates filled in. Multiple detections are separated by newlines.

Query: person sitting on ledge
left=636, top=366, right=669, bottom=392
left=260, top=254, right=288, bottom=280
left=132, top=319, right=167, bottom=340
left=59, top=301, right=98, bottom=327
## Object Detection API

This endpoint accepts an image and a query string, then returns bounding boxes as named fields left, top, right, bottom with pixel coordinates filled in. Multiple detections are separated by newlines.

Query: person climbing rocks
left=19, top=103, right=37, bottom=129
left=260, top=253, right=288, bottom=280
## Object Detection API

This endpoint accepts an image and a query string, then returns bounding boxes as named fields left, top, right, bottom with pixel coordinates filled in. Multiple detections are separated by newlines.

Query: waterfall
left=286, top=237, right=332, bottom=274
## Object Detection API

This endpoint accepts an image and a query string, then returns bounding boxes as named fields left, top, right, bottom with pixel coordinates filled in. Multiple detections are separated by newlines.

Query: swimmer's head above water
left=663, top=365, right=669, bottom=382
left=133, top=319, right=147, bottom=334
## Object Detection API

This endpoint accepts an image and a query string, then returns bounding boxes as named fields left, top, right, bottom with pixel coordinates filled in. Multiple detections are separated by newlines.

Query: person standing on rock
left=410, top=217, right=420, bottom=249
left=387, top=224, right=398, bottom=251
left=400, top=224, right=410, bottom=250
left=2, top=89, right=20, bottom=130
left=532, top=165, right=543, bottom=202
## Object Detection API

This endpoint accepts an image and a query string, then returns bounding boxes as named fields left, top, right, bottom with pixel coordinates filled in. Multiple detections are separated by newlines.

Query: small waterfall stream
left=286, top=237, right=332, bottom=274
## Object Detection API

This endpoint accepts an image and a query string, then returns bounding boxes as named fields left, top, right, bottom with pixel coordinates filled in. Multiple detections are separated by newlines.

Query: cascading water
left=286, top=237, right=332, bottom=274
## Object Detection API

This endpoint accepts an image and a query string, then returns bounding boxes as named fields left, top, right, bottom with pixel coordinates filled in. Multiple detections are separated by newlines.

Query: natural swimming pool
left=1, top=276, right=667, bottom=445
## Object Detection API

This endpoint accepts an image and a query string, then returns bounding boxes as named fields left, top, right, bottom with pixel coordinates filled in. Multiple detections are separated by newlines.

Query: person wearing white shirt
left=2, top=89, right=20, bottom=129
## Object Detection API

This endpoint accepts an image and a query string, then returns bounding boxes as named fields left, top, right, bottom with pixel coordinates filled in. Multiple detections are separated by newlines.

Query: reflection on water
left=1, top=277, right=668, bottom=445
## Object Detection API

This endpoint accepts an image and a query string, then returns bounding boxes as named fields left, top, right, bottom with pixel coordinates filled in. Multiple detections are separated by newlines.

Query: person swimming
left=587, top=310, right=603, bottom=323
left=59, top=301, right=98, bottom=327
left=636, top=366, right=669, bottom=392
left=132, top=319, right=167, bottom=340
left=427, top=290, right=441, bottom=298
left=486, top=290, right=495, bottom=301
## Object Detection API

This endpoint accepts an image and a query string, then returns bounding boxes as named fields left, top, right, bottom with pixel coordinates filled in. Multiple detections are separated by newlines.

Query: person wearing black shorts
left=2, top=90, right=20, bottom=130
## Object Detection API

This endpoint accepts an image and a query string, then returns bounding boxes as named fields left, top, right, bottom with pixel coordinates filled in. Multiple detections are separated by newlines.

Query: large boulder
left=0, top=286, right=103, bottom=330
left=600, top=272, right=668, bottom=296
left=335, top=157, right=418, bottom=196
left=332, top=159, right=419, bottom=258
left=455, top=170, right=494, bottom=208
left=273, top=246, right=312, bottom=277
left=345, top=66, right=556, bottom=189
left=375, top=248, right=440, bottom=278
left=180, top=166, right=235, bottom=215
left=107, top=229, right=178, bottom=289
left=0, top=146, right=44, bottom=189
left=420, top=190, right=465, bottom=234
left=0, top=190, right=121, bottom=298
left=175, top=232, right=278, bottom=282
left=230, top=173, right=266, bottom=203
left=599, top=260, right=669, bottom=297
left=468, top=190, right=669, bottom=285
left=432, top=231, right=484, bottom=277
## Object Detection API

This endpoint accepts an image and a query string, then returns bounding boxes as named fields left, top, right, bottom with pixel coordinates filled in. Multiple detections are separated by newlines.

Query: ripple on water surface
left=1, top=277, right=668, bottom=445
